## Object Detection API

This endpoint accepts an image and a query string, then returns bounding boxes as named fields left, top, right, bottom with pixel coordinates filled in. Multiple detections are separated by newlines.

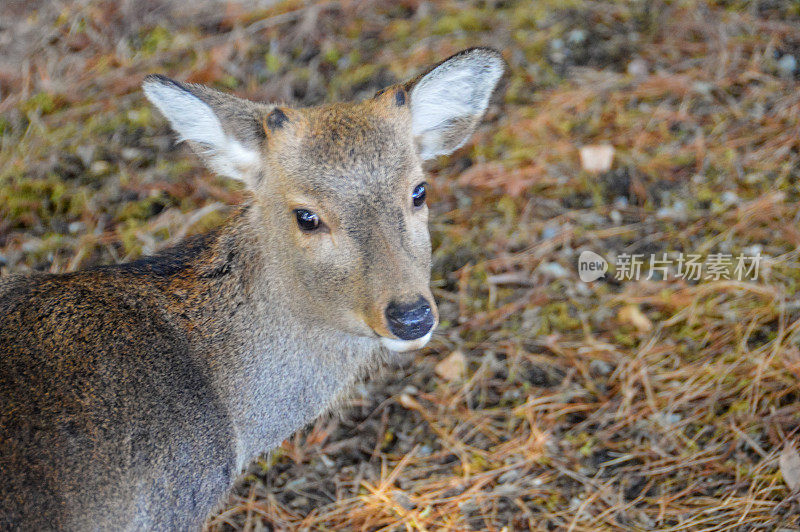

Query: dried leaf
left=780, top=441, right=800, bottom=492
left=618, top=305, right=653, bottom=332
left=579, top=144, right=615, bottom=173
left=435, top=350, right=466, bottom=381
left=398, top=393, right=420, bottom=410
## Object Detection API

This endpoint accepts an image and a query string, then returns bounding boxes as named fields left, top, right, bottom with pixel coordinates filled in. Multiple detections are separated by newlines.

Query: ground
left=1, top=0, right=800, bottom=530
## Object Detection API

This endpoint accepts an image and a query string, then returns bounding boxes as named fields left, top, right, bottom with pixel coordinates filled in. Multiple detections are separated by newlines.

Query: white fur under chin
left=379, top=330, right=433, bottom=352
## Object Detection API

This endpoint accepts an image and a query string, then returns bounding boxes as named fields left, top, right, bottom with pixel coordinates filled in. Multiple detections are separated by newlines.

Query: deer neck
left=170, top=204, right=382, bottom=469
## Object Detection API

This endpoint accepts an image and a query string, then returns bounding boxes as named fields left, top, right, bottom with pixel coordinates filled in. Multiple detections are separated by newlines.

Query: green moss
left=265, top=52, right=282, bottom=73
left=138, top=26, right=172, bottom=56
left=539, top=302, right=582, bottom=334
left=432, top=9, right=491, bottom=35
left=21, top=92, right=61, bottom=115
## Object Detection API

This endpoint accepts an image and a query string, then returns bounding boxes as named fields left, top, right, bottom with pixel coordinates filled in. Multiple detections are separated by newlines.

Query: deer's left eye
left=294, top=209, right=322, bottom=232
left=412, top=182, right=427, bottom=208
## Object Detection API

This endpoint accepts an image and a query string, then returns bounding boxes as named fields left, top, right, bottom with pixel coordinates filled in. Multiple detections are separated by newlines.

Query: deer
left=0, top=48, right=504, bottom=530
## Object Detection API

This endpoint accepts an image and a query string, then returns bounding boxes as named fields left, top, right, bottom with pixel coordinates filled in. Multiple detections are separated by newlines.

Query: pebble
left=541, top=225, right=559, bottom=240
left=68, top=222, right=85, bottom=234
left=589, top=359, right=613, bottom=376
left=567, top=29, right=586, bottom=45
left=121, top=147, right=141, bottom=161
left=777, top=54, right=797, bottom=76
left=498, top=469, right=522, bottom=484
left=656, top=200, right=688, bottom=221
left=627, top=58, right=648, bottom=77
left=288, top=496, right=309, bottom=509
left=458, top=498, right=479, bottom=514
left=91, top=160, right=110, bottom=175
left=692, top=81, right=714, bottom=96
left=493, top=483, right=518, bottom=496
left=743, top=244, right=762, bottom=256
left=391, top=490, right=415, bottom=510
left=538, top=262, right=569, bottom=279
left=720, top=190, right=738, bottom=206
left=574, top=281, right=591, bottom=296
left=76, top=145, right=94, bottom=166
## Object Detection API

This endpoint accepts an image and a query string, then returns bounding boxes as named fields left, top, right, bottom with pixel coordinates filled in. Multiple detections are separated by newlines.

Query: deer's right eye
left=294, top=209, right=321, bottom=232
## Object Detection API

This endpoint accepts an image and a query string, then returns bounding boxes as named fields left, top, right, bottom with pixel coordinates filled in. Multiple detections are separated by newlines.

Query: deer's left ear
left=404, top=48, right=505, bottom=161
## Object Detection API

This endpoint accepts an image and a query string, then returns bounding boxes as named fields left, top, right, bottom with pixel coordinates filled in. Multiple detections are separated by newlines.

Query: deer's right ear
left=143, top=75, right=266, bottom=183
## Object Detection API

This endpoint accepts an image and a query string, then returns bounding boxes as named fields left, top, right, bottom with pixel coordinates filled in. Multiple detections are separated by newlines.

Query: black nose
left=385, top=297, right=435, bottom=340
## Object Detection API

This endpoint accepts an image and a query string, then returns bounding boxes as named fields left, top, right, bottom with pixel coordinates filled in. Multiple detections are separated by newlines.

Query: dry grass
left=2, top=0, right=800, bottom=529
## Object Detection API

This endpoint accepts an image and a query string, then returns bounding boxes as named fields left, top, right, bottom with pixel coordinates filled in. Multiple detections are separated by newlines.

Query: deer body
left=0, top=48, right=504, bottom=530
left=1, top=209, right=379, bottom=529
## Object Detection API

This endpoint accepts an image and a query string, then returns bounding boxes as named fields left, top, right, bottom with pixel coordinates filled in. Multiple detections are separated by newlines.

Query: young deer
left=0, top=48, right=504, bottom=530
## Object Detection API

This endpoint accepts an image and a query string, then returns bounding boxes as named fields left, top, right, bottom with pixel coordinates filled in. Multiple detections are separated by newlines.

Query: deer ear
left=405, top=48, right=505, bottom=161
left=143, top=75, right=266, bottom=182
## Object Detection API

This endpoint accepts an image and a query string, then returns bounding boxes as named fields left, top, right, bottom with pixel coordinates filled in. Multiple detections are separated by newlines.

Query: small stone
left=90, top=160, right=110, bottom=175
left=538, top=262, right=569, bottom=279
left=458, top=498, right=479, bottom=515
left=574, top=281, right=591, bottom=296
left=780, top=441, right=800, bottom=492
left=498, top=469, right=522, bottom=484
left=494, top=483, right=518, bottom=496
left=68, top=222, right=85, bottom=234
left=656, top=200, right=688, bottom=221
left=121, top=148, right=141, bottom=161
left=743, top=244, right=762, bottom=256
left=567, top=29, right=586, bottom=44
left=692, top=81, right=714, bottom=96
left=541, top=224, right=559, bottom=240
left=590, top=359, right=612, bottom=376
left=288, top=496, right=309, bottom=509
left=76, top=145, right=94, bottom=166
left=390, top=490, right=415, bottom=510
left=284, top=478, right=306, bottom=491
left=721, top=191, right=738, bottom=206
left=777, top=54, right=797, bottom=77
left=627, top=58, right=648, bottom=77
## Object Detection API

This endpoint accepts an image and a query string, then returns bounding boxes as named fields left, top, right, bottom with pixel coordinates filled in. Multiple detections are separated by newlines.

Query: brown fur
left=0, top=48, right=504, bottom=530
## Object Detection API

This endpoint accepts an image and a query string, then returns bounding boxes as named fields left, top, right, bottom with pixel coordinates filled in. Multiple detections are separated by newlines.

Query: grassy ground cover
left=1, top=0, right=799, bottom=529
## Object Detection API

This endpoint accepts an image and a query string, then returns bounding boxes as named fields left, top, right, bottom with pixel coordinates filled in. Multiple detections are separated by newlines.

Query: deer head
left=143, top=48, right=504, bottom=352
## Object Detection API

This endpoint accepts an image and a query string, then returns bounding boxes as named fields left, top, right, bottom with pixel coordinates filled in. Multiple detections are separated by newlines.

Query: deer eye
left=412, top=182, right=427, bottom=208
left=294, top=209, right=321, bottom=232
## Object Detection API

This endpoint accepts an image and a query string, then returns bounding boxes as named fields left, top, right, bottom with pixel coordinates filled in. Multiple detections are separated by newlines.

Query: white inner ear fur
left=143, top=80, right=258, bottom=181
left=410, top=51, right=504, bottom=160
